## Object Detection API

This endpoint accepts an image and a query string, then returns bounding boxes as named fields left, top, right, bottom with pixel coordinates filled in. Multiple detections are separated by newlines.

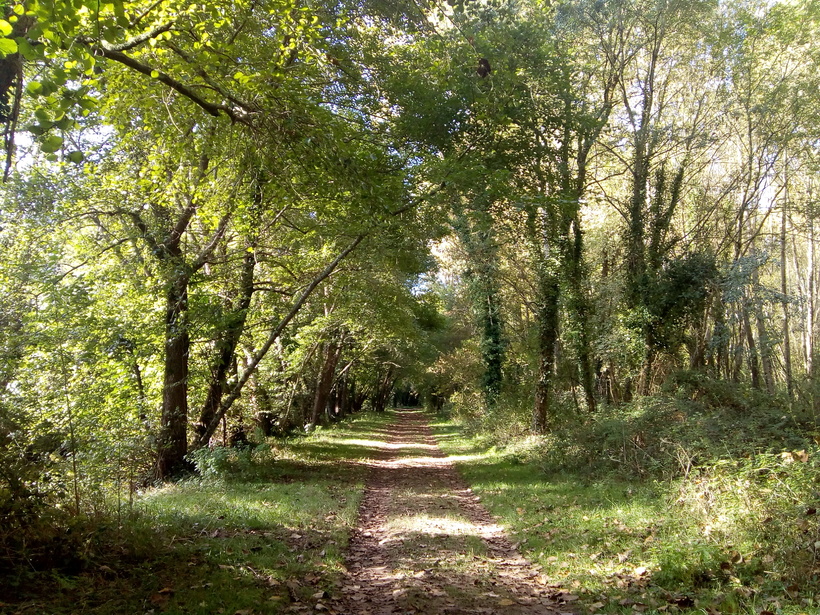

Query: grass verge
left=1, top=411, right=392, bottom=615
left=432, top=412, right=820, bottom=615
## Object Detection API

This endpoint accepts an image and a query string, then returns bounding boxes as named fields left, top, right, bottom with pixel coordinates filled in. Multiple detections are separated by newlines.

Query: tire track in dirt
left=329, top=409, right=575, bottom=615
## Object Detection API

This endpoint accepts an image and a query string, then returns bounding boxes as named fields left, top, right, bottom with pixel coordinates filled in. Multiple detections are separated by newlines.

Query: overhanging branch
left=87, top=43, right=248, bottom=124
left=194, top=233, right=366, bottom=446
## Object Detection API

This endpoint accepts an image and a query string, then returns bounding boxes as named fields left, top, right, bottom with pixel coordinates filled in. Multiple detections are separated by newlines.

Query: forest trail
left=329, top=409, right=573, bottom=615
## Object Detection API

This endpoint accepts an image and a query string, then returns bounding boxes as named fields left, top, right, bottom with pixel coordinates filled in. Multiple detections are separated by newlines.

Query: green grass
left=431, top=414, right=820, bottom=615
left=7, top=402, right=820, bottom=615
left=1, top=411, right=393, bottom=615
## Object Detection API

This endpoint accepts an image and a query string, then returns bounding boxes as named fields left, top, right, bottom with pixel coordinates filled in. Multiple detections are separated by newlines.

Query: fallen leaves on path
left=329, top=409, right=575, bottom=615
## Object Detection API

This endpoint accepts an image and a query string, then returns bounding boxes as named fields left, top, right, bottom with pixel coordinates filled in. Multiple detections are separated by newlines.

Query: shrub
left=187, top=443, right=276, bottom=481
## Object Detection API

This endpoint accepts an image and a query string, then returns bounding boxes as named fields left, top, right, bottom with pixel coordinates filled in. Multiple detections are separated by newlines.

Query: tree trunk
left=350, top=379, right=365, bottom=412
left=809, top=214, right=816, bottom=381
left=731, top=319, right=744, bottom=383
left=756, top=308, right=775, bottom=393
left=781, top=201, right=793, bottom=398
left=689, top=302, right=711, bottom=371
left=336, top=370, right=349, bottom=419
left=194, top=247, right=255, bottom=447
left=157, top=272, right=190, bottom=478
left=252, top=382, right=275, bottom=437
left=373, top=366, right=395, bottom=412
left=194, top=234, right=365, bottom=445
left=567, top=216, right=597, bottom=412
left=710, top=295, right=729, bottom=380
left=309, top=338, right=343, bottom=427
left=638, top=338, right=656, bottom=396
left=743, top=303, right=761, bottom=389
left=453, top=204, right=505, bottom=408
left=533, top=271, right=560, bottom=433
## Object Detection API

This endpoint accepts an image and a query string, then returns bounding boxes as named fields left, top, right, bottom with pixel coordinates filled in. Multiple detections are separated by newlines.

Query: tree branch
left=102, top=22, right=175, bottom=51
left=192, top=211, right=232, bottom=271
left=88, top=44, right=247, bottom=123
left=128, top=210, right=163, bottom=257
left=195, top=233, right=366, bottom=446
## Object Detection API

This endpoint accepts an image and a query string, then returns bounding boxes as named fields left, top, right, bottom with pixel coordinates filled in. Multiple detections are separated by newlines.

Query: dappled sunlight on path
left=329, top=409, right=573, bottom=615
left=333, top=438, right=440, bottom=452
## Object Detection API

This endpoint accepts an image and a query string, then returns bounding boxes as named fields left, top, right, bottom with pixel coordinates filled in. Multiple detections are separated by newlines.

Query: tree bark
left=743, top=303, right=761, bottom=389
left=309, top=337, right=343, bottom=427
left=452, top=203, right=505, bottom=408
left=808, top=214, right=816, bottom=380
left=781, top=200, right=794, bottom=398
left=157, top=270, right=191, bottom=478
left=533, top=271, right=560, bottom=433
left=195, top=234, right=365, bottom=444
left=194, top=246, right=256, bottom=446
left=372, top=366, right=396, bottom=412
left=638, top=338, right=656, bottom=396
left=567, top=217, right=597, bottom=412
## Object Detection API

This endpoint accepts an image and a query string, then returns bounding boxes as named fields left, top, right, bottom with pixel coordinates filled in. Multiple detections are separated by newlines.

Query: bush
left=514, top=373, right=817, bottom=480
left=187, top=443, right=276, bottom=481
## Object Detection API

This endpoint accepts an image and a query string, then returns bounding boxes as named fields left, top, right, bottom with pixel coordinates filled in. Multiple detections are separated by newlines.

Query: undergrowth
left=0, top=411, right=389, bottom=615
left=434, top=372, right=820, bottom=615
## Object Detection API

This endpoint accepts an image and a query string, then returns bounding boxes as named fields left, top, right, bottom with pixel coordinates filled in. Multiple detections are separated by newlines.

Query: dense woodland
left=3, top=0, right=820, bottom=601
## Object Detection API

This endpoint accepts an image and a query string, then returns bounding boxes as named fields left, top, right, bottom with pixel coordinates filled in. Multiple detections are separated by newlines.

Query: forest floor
left=2, top=409, right=574, bottom=615
left=328, top=408, right=573, bottom=615
left=5, top=404, right=819, bottom=614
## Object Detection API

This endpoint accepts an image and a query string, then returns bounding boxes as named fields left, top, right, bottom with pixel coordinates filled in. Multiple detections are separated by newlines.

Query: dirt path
left=329, top=409, right=573, bottom=615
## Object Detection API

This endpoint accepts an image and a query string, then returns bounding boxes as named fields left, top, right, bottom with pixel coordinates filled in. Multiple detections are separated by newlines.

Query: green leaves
left=0, top=36, right=18, bottom=58
left=26, top=81, right=44, bottom=96
left=40, top=135, right=63, bottom=153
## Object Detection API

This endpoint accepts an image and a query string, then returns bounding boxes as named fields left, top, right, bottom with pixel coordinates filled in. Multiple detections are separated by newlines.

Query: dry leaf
left=498, top=599, right=516, bottom=606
